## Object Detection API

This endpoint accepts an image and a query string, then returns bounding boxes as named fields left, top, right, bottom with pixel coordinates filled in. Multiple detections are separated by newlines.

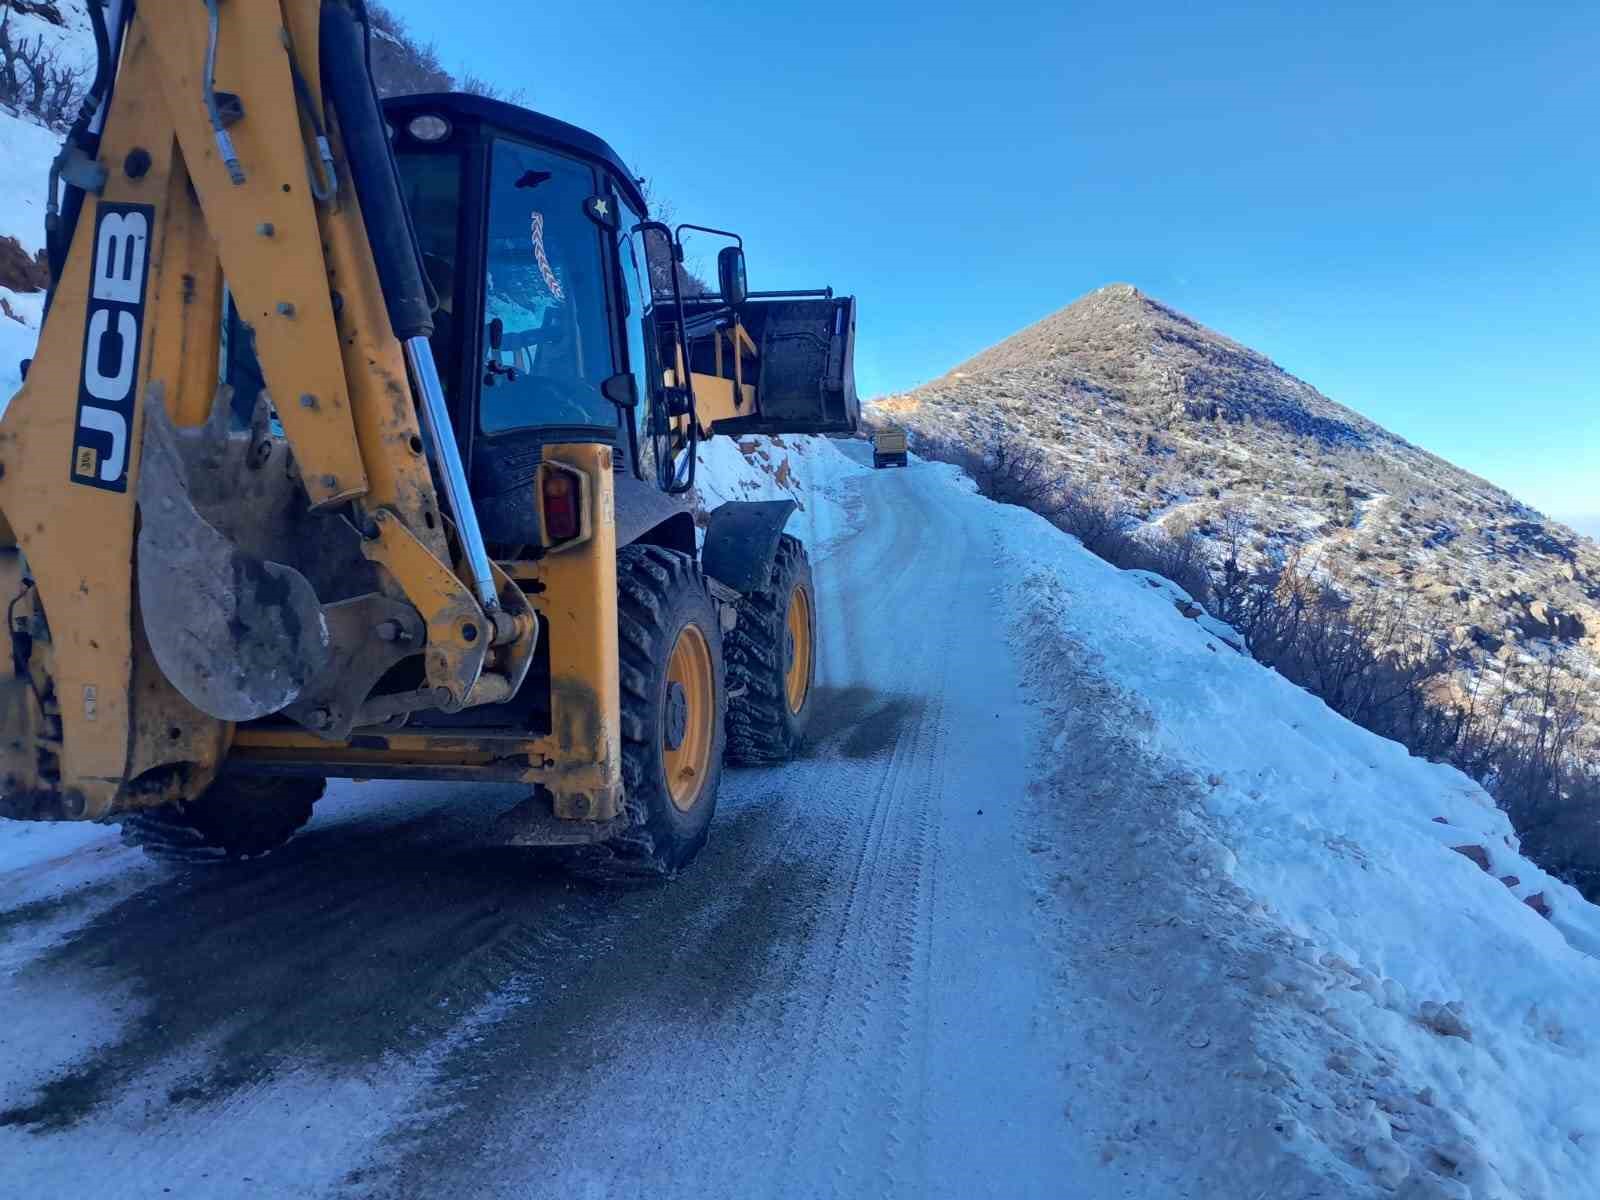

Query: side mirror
left=717, top=245, right=748, bottom=309
left=601, top=372, right=639, bottom=408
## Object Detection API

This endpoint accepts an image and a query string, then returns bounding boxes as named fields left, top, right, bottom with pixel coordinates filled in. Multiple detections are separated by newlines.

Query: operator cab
left=382, top=93, right=858, bottom=549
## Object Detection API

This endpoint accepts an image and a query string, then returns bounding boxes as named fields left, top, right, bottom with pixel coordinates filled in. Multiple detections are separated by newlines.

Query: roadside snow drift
left=976, top=460, right=1600, bottom=1199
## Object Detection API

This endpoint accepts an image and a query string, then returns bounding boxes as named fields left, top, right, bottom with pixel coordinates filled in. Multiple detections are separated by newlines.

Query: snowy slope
left=979, top=466, right=1600, bottom=1198
left=714, top=440, right=1600, bottom=1196
left=0, top=111, right=59, bottom=399
left=0, top=1, right=91, bottom=404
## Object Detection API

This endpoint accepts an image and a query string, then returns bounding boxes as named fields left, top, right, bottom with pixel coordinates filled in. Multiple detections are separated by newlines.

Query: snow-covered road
left=0, top=444, right=1109, bottom=1198
left=6, top=441, right=1600, bottom=1200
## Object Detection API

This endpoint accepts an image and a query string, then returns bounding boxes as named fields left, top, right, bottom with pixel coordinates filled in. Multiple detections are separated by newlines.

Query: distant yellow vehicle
left=872, top=427, right=909, bottom=469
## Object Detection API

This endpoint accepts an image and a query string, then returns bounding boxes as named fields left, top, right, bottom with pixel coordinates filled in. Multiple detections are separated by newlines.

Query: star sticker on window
left=592, top=198, right=609, bottom=218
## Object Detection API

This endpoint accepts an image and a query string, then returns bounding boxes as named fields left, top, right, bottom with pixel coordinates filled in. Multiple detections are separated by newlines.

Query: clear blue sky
left=395, top=0, right=1600, bottom=524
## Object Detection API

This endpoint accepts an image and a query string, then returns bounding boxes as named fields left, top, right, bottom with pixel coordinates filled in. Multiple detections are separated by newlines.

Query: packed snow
left=0, top=112, right=58, bottom=254
left=0, top=283, right=43, bottom=405
left=972, top=457, right=1600, bottom=1199
left=709, top=440, right=1600, bottom=1197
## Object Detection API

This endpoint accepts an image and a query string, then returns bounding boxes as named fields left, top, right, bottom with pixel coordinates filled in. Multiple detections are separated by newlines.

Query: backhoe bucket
left=137, top=387, right=331, bottom=721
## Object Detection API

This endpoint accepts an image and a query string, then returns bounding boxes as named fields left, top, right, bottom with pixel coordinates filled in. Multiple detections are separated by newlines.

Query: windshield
left=480, top=138, right=615, bottom=433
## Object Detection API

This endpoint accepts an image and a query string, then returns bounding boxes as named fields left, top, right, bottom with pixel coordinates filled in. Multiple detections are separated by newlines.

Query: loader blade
left=137, top=390, right=331, bottom=721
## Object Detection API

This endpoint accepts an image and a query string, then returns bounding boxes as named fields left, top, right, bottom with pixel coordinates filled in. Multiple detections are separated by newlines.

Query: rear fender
left=701, top=500, right=797, bottom=595
left=615, top=472, right=697, bottom=557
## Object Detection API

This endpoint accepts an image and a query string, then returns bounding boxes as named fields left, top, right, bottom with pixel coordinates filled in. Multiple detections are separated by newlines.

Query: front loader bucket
left=713, top=296, right=860, bottom=436
left=137, top=387, right=331, bottom=721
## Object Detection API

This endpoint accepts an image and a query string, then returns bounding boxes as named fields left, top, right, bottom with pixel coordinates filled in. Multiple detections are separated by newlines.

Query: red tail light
left=542, top=469, right=580, bottom=542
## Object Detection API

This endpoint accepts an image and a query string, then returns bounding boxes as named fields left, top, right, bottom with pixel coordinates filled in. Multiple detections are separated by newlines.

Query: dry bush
left=0, top=5, right=87, bottom=130
left=1053, top=487, right=1134, bottom=557
left=1128, top=525, right=1213, bottom=605
left=367, top=4, right=529, bottom=102
left=1208, top=549, right=1600, bottom=899
left=1454, top=661, right=1600, bottom=897
left=916, top=429, right=1069, bottom=517
left=1237, top=556, right=1457, bottom=748
left=455, top=72, right=528, bottom=105
left=366, top=3, right=456, bottom=97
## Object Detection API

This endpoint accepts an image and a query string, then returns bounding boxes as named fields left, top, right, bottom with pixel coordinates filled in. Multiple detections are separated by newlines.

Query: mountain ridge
left=872, top=282, right=1600, bottom=706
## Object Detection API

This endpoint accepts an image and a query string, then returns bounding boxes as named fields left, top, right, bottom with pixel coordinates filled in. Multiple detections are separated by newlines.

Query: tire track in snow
left=766, top=461, right=940, bottom=1193
left=3, top=446, right=1085, bottom=1200
left=776, top=462, right=972, bottom=1196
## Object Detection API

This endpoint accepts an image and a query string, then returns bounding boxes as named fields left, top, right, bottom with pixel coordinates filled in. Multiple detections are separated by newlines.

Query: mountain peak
left=873, top=291, right=1600, bottom=736
left=942, top=283, right=1224, bottom=383
left=1095, top=281, right=1144, bottom=300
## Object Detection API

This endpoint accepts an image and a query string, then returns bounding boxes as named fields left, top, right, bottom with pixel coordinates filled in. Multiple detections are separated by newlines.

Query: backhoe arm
left=0, top=1, right=533, bottom=821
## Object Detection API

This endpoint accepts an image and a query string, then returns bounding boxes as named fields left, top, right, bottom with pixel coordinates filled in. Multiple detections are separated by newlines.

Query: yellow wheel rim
left=784, top=583, right=813, bottom=715
left=663, top=623, right=715, bottom=813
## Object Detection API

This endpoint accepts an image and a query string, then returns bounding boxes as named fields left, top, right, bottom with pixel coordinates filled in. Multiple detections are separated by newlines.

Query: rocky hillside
left=874, top=284, right=1600, bottom=708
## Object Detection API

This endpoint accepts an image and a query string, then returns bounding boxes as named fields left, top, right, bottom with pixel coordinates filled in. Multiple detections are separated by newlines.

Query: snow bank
left=988, top=494, right=1600, bottom=1198
left=0, top=111, right=60, bottom=256
left=0, top=21, right=77, bottom=407
left=0, top=285, right=44, bottom=407
left=695, top=433, right=868, bottom=561
left=1, top=91, right=65, bottom=411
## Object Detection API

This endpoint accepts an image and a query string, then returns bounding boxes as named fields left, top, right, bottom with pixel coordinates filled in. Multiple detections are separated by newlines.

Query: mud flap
left=701, top=499, right=797, bottom=595
left=137, top=388, right=331, bottom=721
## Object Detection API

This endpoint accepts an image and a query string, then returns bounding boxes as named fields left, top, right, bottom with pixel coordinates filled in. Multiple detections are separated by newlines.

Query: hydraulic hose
left=320, top=1, right=495, bottom=610
left=202, top=0, right=245, bottom=184
left=319, top=0, right=434, bottom=340
left=44, top=0, right=113, bottom=301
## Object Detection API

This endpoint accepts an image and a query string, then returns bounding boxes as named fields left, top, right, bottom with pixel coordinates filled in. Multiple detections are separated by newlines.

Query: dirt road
left=1, top=445, right=1097, bottom=1199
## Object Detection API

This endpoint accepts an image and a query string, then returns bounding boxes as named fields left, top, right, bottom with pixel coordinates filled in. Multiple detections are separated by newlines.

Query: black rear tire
left=121, top=776, right=323, bottom=863
left=574, top=545, right=726, bottom=881
left=726, top=534, right=815, bottom=765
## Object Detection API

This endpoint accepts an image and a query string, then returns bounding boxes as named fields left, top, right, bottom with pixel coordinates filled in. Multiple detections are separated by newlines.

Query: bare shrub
left=969, top=435, right=1068, bottom=515
left=367, top=3, right=454, bottom=96
left=915, top=429, right=1069, bottom=517
left=0, top=5, right=88, bottom=130
left=1205, top=547, right=1600, bottom=900
left=1129, top=525, right=1214, bottom=605
left=1239, top=557, right=1456, bottom=748
left=455, top=72, right=528, bottom=105
left=1052, top=487, right=1134, bottom=557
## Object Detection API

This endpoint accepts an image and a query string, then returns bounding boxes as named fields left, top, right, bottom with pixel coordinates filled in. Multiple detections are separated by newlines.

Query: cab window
left=397, top=148, right=463, bottom=406
left=480, top=139, right=615, bottom=433
left=615, top=192, right=658, bottom=478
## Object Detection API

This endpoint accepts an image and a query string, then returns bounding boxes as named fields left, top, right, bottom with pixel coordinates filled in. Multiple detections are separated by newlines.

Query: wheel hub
left=783, top=583, right=812, bottom=716
left=664, top=681, right=689, bottom=750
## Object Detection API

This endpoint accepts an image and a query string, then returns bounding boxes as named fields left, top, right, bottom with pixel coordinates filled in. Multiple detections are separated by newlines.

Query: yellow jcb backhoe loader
left=0, top=0, right=857, bottom=876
